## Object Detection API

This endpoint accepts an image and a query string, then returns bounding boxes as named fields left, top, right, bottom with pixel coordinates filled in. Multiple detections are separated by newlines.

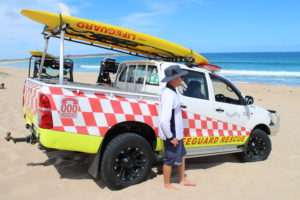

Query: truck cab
left=114, top=60, right=277, bottom=130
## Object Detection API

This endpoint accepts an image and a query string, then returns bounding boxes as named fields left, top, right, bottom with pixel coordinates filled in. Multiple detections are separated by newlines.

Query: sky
left=0, top=0, right=299, bottom=59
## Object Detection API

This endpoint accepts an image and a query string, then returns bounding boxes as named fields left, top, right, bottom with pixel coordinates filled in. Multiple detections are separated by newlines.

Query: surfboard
left=29, top=50, right=54, bottom=58
left=21, top=9, right=209, bottom=65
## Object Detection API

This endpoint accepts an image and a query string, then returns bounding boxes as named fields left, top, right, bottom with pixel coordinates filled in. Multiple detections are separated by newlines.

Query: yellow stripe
left=155, top=138, right=164, bottom=151
left=155, top=136, right=248, bottom=151
left=183, top=136, right=249, bottom=148
left=24, top=108, right=102, bottom=153
left=38, top=128, right=103, bottom=153
left=23, top=108, right=35, bottom=126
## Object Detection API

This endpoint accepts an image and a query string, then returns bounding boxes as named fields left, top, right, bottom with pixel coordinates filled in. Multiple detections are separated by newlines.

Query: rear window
left=118, top=65, right=159, bottom=85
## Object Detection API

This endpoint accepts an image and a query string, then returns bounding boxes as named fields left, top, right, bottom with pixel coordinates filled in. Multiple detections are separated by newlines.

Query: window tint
left=210, top=75, right=242, bottom=105
left=118, top=65, right=159, bottom=85
left=118, top=65, right=127, bottom=82
left=178, top=70, right=209, bottom=100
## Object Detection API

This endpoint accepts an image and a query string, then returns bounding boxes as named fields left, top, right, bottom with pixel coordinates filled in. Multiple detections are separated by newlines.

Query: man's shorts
left=163, top=139, right=187, bottom=166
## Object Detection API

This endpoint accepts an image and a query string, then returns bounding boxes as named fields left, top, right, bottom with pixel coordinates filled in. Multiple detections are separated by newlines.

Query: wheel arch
left=252, top=123, right=270, bottom=135
left=88, top=121, right=157, bottom=179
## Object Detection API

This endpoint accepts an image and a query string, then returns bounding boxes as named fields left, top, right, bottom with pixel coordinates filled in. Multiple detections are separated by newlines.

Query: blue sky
left=0, top=0, right=299, bottom=59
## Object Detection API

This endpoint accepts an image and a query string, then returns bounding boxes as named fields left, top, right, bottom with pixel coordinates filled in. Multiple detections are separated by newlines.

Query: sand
left=0, top=67, right=299, bottom=200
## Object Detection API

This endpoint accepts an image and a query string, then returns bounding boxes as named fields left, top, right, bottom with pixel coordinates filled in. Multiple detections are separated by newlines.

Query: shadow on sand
left=26, top=149, right=242, bottom=189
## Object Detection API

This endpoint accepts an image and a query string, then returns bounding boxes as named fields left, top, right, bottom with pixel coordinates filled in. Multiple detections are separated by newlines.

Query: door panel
left=210, top=74, right=250, bottom=128
left=178, top=70, right=251, bottom=151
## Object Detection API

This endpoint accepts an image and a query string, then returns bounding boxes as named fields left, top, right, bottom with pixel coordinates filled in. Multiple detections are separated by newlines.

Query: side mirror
left=245, top=96, right=254, bottom=105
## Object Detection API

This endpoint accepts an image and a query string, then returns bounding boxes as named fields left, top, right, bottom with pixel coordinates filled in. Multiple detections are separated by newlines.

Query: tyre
left=101, top=133, right=154, bottom=190
left=240, top=129, right=272, bottom=162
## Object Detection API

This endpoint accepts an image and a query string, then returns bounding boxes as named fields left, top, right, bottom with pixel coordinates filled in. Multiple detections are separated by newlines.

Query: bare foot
left=180, top=179, right=196, bottom=186
left=164, top=184, right=180, bottom=190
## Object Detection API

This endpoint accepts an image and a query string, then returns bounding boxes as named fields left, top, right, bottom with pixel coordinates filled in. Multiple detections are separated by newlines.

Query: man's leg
left=178, top=156, right=196, bottom=186
left=163, top=164, right=179, bottom=190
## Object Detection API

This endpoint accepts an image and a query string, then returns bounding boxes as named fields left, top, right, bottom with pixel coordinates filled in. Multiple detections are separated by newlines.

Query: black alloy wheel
left=101, top=133, right=153, bottom=190
left=240, top=129, right=272, bottom=162
left=114, top=146, right=146, bottom=182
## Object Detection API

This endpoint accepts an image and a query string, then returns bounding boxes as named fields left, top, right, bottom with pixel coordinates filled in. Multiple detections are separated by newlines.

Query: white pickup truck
left=20, top=58, right=279, bottom=190
left=13, top=8, right=279, bottom=190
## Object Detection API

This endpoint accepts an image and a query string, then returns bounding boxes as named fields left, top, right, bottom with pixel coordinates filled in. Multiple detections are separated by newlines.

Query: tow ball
left=5, top=131, right=37, bottom=144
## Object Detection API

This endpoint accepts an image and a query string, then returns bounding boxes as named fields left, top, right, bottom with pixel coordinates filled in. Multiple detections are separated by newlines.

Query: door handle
left=216, top=108, right=224, bottom=112
left=181, top=104, right=187, bottom=109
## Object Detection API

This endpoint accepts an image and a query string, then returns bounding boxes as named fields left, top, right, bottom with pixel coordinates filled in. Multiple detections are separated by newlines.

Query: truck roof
left=121, top=60, right=214, bottom=74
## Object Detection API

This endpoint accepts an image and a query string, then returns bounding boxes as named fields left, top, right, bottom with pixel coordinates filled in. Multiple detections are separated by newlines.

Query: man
left=159, top=65, right=196, bottom=190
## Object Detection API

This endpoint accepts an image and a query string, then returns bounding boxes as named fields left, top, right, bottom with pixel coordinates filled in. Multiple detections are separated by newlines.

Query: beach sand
left=0, top=67, right=299, bottom=200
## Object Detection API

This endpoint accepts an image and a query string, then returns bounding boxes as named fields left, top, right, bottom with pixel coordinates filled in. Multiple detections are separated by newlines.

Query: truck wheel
left=101, top=133, right=153, bottom=190
left=240, top=129, right=272, bottom=162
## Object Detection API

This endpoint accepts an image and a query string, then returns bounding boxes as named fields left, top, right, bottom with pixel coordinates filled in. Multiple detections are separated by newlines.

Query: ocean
left=1, top=52, right=299, bottom=86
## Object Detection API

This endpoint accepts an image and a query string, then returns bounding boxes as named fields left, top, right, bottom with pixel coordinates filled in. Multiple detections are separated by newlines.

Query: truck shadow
left=26, top=150, right=241, bottom=189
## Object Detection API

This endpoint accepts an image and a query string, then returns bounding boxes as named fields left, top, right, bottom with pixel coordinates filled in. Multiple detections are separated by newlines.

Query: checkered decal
left=24, top=82, right=251, bottom=138
left=23, top=81, right=41, bottom=116
left=182, top=111, right=251, bottom=137
left=43, top=87, right=160, bottom=136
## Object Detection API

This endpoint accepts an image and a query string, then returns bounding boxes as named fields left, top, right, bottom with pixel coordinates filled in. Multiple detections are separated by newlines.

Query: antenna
left=58, top=3, right=71, bottom=16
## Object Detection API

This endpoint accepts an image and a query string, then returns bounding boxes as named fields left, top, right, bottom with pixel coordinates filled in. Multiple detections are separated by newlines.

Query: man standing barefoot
left=159, top=65, right=196, bottom=190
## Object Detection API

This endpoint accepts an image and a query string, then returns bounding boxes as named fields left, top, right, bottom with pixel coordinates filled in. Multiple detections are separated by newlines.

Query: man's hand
left=170, top=138, right=179, bottom=147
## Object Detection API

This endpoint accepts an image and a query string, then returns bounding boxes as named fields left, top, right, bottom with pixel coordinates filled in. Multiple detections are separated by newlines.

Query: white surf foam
left=80, top=65, right=100, bottom=69
left=220, top=70, right=300, bottom=77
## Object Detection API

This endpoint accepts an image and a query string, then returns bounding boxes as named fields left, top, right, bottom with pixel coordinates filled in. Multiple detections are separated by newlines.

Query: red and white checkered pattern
left=182, top=111, right=251, bottom=137
left=43, top=87, right=160, bottom=136
left=24, top=82, right=251, bottom=137
left=23, top=81, right=41, bottom=116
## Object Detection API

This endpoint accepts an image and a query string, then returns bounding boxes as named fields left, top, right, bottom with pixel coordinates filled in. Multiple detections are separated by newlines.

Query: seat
left=184, top=80, right=205, bottom=99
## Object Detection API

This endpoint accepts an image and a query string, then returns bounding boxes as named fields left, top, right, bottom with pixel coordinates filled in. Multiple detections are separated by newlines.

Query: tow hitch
left=5, top=124, right=38, bottom=144
left=5, top=132, right=37, bottom=144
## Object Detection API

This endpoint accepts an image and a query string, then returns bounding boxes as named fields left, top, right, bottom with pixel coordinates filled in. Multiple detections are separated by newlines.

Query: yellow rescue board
left=21, top=9, right=209, bottom=64
left=29, top=50, right=54, bottom=58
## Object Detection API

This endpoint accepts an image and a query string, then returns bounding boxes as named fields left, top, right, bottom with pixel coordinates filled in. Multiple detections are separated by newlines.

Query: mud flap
left=88, top=150, right=101, bottom=179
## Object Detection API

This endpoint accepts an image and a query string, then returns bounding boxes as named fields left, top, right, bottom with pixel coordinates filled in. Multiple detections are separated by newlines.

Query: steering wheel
left=215, top=94, right=226, bottom=102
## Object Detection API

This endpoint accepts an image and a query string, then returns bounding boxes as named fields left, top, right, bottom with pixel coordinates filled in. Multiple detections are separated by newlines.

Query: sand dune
left=0, top=67, right=299, bottom=200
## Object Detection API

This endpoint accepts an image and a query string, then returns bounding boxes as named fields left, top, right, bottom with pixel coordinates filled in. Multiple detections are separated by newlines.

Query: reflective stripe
left=183, top=136, right=249, bottom=148
left=38, top=128, right=103, bottom=153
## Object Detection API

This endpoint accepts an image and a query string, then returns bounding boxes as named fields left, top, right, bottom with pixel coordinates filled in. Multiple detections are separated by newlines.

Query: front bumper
left=268, top=110, right=280, bottom=136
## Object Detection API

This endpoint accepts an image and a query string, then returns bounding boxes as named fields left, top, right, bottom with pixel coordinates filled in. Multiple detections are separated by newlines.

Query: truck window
left=118, top=65, right=159, bottom=85
left=118, top=65, right=127, bottom=82
left=179, top=70, right=209, bottom=100
left=210, top=74, right=243, bottom=105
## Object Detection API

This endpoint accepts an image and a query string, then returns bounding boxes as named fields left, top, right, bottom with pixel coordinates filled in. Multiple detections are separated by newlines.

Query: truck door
left=209, top=73, right=250, bottom=128
left=177, top=69, right=215, bottom=137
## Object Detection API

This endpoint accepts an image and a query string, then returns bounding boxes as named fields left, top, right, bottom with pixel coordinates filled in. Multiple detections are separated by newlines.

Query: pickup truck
left=16, top=8, right=280, bottom=190
left=21, top=58, right=280, bottom=190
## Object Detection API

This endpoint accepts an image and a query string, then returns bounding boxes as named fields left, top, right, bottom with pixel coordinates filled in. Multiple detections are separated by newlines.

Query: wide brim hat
left=161, top=65, right=188, bottom=82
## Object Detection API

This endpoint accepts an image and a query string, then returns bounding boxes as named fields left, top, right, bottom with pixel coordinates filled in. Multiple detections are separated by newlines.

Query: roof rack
left=42, top=25, right=196, bottom=65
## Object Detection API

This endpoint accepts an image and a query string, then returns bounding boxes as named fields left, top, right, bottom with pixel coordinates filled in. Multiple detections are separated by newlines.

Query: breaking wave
left=220, top=70, right=300, bottom=77
left=80, top=65, right=100, bottom=69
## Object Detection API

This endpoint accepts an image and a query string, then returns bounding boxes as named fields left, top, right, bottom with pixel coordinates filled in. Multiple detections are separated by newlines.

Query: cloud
left=119, top=2, right=176, bottom=32
left=120, top=0, right=186, bottom=32
left=0, top=0, right=86, bottom=59
left=119, top=0, right=206, bottom=33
